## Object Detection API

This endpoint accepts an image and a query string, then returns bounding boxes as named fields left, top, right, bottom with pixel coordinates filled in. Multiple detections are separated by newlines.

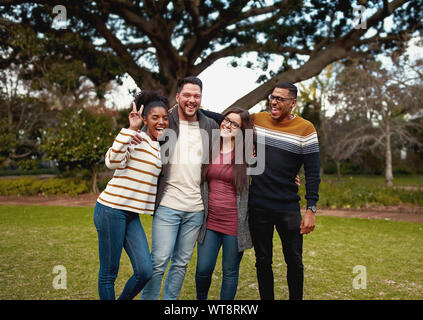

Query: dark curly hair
left=133, top=90, right=169, bottom=117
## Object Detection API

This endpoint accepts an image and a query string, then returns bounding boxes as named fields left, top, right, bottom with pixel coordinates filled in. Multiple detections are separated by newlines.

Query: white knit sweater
left=97, top=128, right=161, bottom=214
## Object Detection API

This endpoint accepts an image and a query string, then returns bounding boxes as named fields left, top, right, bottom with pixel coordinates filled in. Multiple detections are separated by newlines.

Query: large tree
left=0, top=56, right=57, bottom=165
left=0, top=22, right=117, bottom=165
left=328, top=55, right=423, bottom=187
left=1, top=0, right=422, bottom=108
left=0, top=19, right=125, bottom=108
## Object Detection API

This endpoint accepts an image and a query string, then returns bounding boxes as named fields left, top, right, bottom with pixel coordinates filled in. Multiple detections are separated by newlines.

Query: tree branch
left=82, top=11, right=159, bottom=89
left=226, top=0, right=412, bottom=111
left=185, top=3, right=282, bottom=57
left=184, top=0, right=202, bottom=33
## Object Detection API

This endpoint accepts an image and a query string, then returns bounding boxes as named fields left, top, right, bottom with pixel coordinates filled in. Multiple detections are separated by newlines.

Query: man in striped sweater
left=249, top=82, right=320, bottom=300
left=200, top=82, right=320, bottom=300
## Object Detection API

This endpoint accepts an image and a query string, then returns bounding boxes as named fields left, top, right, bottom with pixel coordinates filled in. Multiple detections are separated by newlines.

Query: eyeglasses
left=222, top=117, right=240, bottom=129
left=268, top=94, right=295, bottom=103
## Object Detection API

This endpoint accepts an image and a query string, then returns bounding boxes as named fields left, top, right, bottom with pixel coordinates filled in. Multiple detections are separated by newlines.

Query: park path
left=0, top=194, right=422, bottom=223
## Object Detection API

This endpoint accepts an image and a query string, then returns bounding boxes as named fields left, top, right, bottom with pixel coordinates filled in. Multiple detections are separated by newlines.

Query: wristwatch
left=307, top=205, right=317, bottom=213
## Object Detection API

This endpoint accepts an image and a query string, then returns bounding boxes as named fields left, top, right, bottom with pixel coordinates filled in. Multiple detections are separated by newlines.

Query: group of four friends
left=93, top=76, right=321, bottom=300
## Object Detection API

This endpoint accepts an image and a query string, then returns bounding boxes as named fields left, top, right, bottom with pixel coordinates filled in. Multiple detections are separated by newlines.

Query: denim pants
left=140, top=205, right=203, bottom=300
left=249, top=207, right=303, bottom=300
left=195, top=229, right=243, bottom=300
left=93, top=202, right=153, bottom=300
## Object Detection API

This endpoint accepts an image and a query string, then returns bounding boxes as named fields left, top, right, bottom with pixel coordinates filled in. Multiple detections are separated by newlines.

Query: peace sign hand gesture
left=129, top=102, right=143, bottom=131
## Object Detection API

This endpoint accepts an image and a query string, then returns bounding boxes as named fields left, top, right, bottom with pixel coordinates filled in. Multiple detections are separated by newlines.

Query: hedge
left=299, top=178, right=423, bottom=208
left=0, top=177, right=90, bottom=196
left=1, top=176, right=422, bottom=208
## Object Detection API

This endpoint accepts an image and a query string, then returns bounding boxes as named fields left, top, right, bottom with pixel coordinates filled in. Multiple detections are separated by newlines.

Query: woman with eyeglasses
left=195, top=107, right=255, bottom=300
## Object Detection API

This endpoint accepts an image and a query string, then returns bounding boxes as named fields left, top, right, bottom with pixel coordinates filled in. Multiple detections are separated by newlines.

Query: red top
left=206, top=151, right=238, bottom=236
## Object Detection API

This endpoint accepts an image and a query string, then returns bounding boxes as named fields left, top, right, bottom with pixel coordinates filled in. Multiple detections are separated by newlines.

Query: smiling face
left=220, top=112, right=242, bottom=139
left=143, top=106, right=169, bottom=141
left=176, top=83, right=202, bottom=121
left=269, top=87, right=296, bottom=121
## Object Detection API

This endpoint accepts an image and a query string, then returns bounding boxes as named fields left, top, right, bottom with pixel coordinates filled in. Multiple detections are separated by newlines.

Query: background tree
left=319, top=109, right=362, bottom=178
left=329, top=55, right=423, bottom=186
left=296, top=65, right=340, bottom=174
left=0, top=21, right=125, bottom=109
left=405, top=116, right=423, bottom=174
left=40, top=108, right=117, bottom=193
left=1, top=0, right=421, bottom=108
left=0, top=62, right=56, bottom=167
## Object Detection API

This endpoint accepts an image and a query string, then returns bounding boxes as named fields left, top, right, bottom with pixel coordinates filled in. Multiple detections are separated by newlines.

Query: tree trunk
left=336, top=161, right=342, bottom=180
left=91, top=163, right=99, bottom=195
left=385, top=123, right=394, bottom=187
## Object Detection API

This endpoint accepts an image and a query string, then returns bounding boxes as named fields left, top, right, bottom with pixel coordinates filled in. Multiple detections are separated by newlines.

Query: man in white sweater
left=140, top=77, right=219, bottom=300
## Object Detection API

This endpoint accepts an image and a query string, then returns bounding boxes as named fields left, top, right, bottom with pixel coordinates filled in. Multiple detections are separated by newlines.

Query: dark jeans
left=195, top=229, right=243, bottom=300
left=249, top=207, right=303, bottom=300
left=93, top=202, right=153, bottom=300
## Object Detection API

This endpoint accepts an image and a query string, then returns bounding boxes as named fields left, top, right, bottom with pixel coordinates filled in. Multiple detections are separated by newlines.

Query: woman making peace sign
left=93, top=91, right=169, bottom=300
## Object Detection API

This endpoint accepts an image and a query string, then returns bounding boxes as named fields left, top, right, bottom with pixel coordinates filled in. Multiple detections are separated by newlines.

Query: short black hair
left=275, top=82, right=297, bottom=98
left=177, top=76, right=203, bottom=93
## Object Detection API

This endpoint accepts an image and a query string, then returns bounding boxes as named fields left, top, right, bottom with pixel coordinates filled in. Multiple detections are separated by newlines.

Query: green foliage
left=1, top=23, right=125, bottom=97
left=16, top=159, right=40, bottom=171
left=0, top=177, right=89, bottom=196
left=0, top=118, right=17, bottom=158
left=393, top=166, right=414, bottom=175
left=40, top=108, right=116, bottom=173
left=0, top=168, right=59, bottom=176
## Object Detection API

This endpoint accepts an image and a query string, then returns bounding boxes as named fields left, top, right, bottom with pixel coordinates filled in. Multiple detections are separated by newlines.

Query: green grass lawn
left=0, top=205, right=422, bottom=300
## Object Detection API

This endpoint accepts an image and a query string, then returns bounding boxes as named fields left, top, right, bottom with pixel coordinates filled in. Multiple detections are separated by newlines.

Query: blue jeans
left=140, top=205, right=204, bottom=300
left=93, top=202, right=153, bottom=300
left=195, top=229, right=243, bottom=300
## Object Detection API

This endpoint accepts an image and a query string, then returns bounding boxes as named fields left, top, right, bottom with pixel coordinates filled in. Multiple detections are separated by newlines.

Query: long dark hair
left=202, top=107, right=255, bottom=194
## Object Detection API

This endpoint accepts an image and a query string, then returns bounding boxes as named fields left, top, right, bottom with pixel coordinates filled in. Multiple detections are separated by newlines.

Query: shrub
left=0, top=177, right=90, bottom=196
left=393, top=166, right=414, bottom=175
left=17, top=159, right=40, bottom=171
left=40, top=107, right=117, bottom=193
left=0, top=168, right=59, bottom=176
left=299, top=175, right=423, bottom=208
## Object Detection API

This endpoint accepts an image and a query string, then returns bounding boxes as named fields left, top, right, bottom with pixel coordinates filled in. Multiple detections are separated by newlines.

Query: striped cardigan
left=97, top=129, right=162, bottom=215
